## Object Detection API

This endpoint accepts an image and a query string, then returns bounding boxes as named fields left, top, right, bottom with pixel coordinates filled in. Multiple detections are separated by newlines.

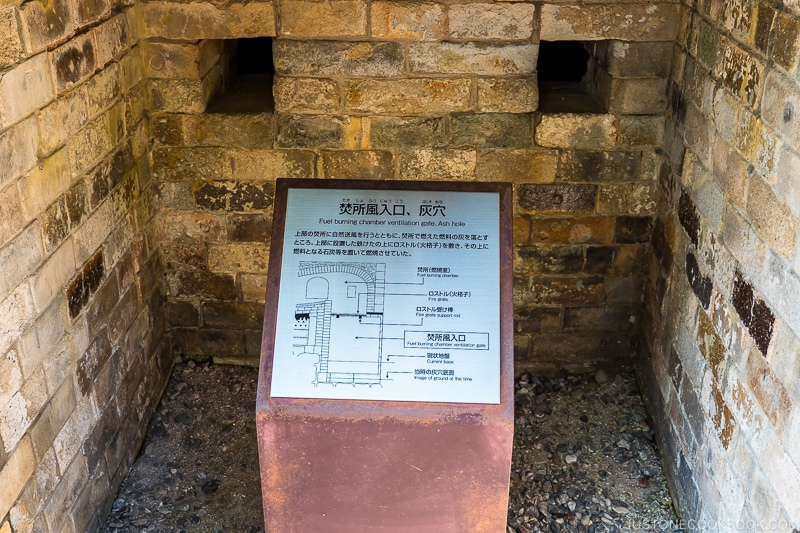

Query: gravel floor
left=100, top=363, right=678, bottom=533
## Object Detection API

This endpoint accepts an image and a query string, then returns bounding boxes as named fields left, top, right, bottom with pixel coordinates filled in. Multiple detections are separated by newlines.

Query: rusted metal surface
left=257, top=179, right=514, bottom=532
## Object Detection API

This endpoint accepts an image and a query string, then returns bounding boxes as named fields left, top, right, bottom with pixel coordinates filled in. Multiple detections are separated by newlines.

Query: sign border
left=257, top=178, right=514, bottom=413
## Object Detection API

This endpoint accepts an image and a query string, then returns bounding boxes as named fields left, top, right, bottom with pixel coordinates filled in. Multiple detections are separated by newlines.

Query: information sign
left=268, top=183, right=502, bottom=404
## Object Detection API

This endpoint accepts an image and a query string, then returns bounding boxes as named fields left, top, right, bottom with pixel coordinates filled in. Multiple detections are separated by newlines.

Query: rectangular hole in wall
left=537, top=40, right=605, bottom=114
left=207, top=38, right=275, bottom=114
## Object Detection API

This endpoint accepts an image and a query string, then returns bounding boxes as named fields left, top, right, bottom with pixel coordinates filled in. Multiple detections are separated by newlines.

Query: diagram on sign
left=289, top=260, right=490, bottom=389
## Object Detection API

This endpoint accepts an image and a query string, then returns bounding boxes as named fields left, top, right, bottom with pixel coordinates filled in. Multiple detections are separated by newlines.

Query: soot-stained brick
left=585, top=246, right=615, bottom=274
left=732, top=270, right=775, bottom=355
left=732, top=270, right=754, bottom=326
left=516, top=245, right=584, bottom=274
left=76, top=329, right=112, bottom=395
left=678, top=190, right=700, bottom=247
left=558, top=151, right=642, bottom=183
left=67, top=250, right=105, bottom=318
left=517, top=184, right=597, bottom=213
left=686, top=252, right=712, bottom=309
left=615, top=216, right=654, bottom=243
left=194, top=181, right=274, bottom=211
left=90, top=144, right=134, bottom=208
left=651, top=220, right=672, bottom=271
left=54, top=38, right=96, bottom=88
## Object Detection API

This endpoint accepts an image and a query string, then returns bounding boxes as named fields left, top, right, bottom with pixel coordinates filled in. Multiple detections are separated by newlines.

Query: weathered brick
left=686, top=252, right=712, bottom=309
left=746, top=348, right=791, bottom=428
left=451, top=113, right=531, bottom=148
left=319, top=150, right=394, bottom=180
left=203, top=301, right=264, bottom=329
left=517, top=245, right=584, bottom=274
left=140, top=1, right=276, bottom=39
left=370, top=2, right=444, bottom=41
left=147, top=76, right=216, bottom=114
left=517, top=184, right=597, bottom=213
left=68, top=111, right=117, bottom=177
left=142, top=41, right=208, bottom=80
left=540, top=4, right=679, bottom=41
left=273, top=77, right=340, bottom=114
left=85, top=273, right=120, bottom=336
left=66, top=250, right=104, bottom=319
left=606, top=77, right=669, bottom=115
left=166, top=301, right=200, bottom=327
left=558, top=151, right=641, bottom=183
left=37, top=88, right=89, bottom=156
left=168, top=270, right=237, bottom=300
left=535, top=114, right=616, bottom=150
left=193, top=180, right=274, bottom=212
left=155, top=147, right=232, bottom=184
left=88, top=144, right=134, bottom=210
left=0, top=117, right=38, bottom=187
left=174, top=328, right=245, bottom=359
left=476, top=150, right=557, bottom=183
left=76, top=0, right=109, bottom=27
left=49, top=33, right=96, bottom=92
left=398, top=149, right=476, bottom=179
left=227, top=213, right=272, bottom=243
left=595, top=40, right=672, bottom=78
left=732, top=270, right=775, bottom=356
left=277, top=114, right=360, bottom=148
left=274, top=40, right=404, bottom=77
left=76, top=329, right=112, bottom=396
left=615, top=216, right=653, bottom=244
left=240, top=273, right=267, bottom=302
left=0, top=224, right=43, bottom=303
left=409, top=42, right=537, bottom=75
left=530, top=217, right=615, bottom=244
left=41, top=182, right=87, bottom=253
left=716, top=43, right=763, bottom=108
left=0, top=436, right=34, bottom=520
left=529, top=275, right=604, bottom=306
left=585, top=246, right=616, bottom=275
left=617, top=115, right=665, bottom=148
left=233, top=149, right=314, bottom=180
left=208, top=243, right=269, bottom=273
left=747, top=177, right=798, bottom=257
left=175, top=113, right=273, bottom=149
left=279, top=0, right=366, bottom=37
left=762, top=70, right=800, bottom=149
left=476, top=77, right=538, bottom=113
left=563, top=307, right=636, bottom=332
left=346, top=79, right=471, bottom=114
left=52, top=396, right=95, bottom=470
left=162, top=240, right=207, bottom=270
left=447, top=3, right=535, bottom=41
left=367, top=116, right=445, bottom=148
left=721, top=204, right=766, bottom=274
left=0, top=53, right=54, bottom=129
left=597, top=183, right=658, bottom=215
left=0, top=7, right=24, bottom=68
left=163, top=212, right=226, bottom=242
left=772, top=12, right=800, bottom=75
left=514, top=306, right=561, bottom=334
left=712, top=138, right=748, bottom=210
left=92, top=13, right=128, bottom=68
left=20, top=0, right=74, bottom=53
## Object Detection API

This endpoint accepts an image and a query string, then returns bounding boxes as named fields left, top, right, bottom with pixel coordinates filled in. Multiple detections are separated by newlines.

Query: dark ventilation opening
left=537, top=41, right=604, bottom=114
left=208, top=38, right=274, bottom=114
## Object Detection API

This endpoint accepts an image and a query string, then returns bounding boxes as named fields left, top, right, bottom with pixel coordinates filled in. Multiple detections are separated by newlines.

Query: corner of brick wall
left=0, top=1, right=171, bottom=531
left=642, top=0, right=800, bottom=528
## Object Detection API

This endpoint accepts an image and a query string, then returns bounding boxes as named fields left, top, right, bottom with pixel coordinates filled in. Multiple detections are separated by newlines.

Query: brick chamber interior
left=0, top=0, right=798, bottom=531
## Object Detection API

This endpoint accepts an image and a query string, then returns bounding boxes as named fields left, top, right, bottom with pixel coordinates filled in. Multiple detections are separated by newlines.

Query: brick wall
left=641, top=0, right=800, bottom=528
left=0, top=1, right=170, bottom=532
left=144, top=0, right=677, bottom=375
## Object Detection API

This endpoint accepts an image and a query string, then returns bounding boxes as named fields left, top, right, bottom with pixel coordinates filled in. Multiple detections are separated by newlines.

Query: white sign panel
left=269, top=187, right=500, bottom=404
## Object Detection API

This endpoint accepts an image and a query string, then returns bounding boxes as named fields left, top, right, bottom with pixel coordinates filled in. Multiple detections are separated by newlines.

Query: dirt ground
left=99, top=362, right=677, bottom=533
